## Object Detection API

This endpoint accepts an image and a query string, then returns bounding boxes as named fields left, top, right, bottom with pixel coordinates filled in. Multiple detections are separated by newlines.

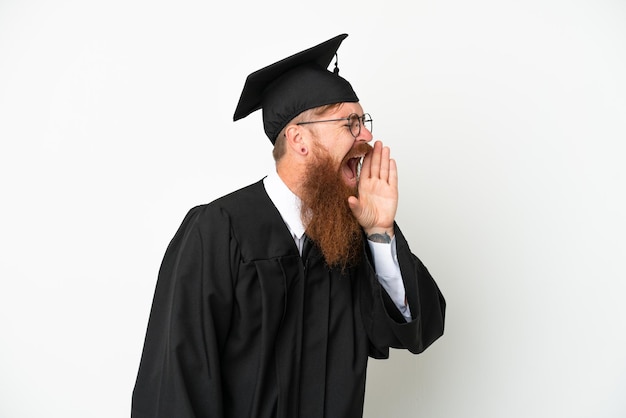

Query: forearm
left=367, top=235, right=411, bottom=322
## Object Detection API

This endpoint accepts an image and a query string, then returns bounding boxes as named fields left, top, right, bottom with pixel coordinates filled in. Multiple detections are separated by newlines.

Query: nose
left=357, top=125, right=373, bottom=143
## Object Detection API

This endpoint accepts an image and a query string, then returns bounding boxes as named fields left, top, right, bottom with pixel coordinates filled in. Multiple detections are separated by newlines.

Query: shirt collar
left=263, top=170, right=306, bottom=240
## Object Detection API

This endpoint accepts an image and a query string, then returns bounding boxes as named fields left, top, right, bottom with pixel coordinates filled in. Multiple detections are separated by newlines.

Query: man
left=132, top=33, right=445, bottom=418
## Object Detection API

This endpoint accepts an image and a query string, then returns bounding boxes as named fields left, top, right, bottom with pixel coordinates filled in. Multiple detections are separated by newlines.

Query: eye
left=349, top=114, right=361, bottom=129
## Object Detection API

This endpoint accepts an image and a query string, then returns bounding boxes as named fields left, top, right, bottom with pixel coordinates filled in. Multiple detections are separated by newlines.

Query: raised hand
left=348, top=140, right=398, bottom=240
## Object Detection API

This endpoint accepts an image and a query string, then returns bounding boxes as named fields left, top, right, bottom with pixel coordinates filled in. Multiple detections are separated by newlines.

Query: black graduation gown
left=132, top=180, right=445, bottom=418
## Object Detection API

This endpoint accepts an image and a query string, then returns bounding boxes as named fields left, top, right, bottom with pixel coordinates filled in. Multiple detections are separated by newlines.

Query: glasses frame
left=297, top=113, right=373, bottom=138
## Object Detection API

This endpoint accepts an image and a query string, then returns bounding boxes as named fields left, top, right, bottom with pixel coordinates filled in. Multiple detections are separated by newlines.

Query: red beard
left=299, top=142, right=373, bottom=271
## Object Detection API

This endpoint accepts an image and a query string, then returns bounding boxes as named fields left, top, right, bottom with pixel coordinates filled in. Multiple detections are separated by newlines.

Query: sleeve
left=367, top=237, right=412, bottom=321
left=361, top=223, right=446, bottom=359
left=131, top=205, right=237, bottom=418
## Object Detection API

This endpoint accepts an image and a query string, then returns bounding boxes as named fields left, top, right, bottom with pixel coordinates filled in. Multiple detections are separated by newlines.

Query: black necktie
left=301, top=233, right=313, bottom=260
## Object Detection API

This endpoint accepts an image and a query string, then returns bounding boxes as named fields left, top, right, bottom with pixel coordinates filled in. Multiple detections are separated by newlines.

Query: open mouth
left=341, top=143, right=373, bottom=185
left=345, top=156, right=364, bottom=181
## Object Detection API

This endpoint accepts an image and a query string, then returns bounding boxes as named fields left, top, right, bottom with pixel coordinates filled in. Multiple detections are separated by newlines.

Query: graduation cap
left=233, top=33, right=359, bottom=144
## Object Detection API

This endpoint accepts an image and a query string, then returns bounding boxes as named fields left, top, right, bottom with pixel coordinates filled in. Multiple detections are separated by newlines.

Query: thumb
left=348, top=196, right=362, bottom=217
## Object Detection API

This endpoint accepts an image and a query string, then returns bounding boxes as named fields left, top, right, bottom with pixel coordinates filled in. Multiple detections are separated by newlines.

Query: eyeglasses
left=297, top=113, right=373, bottom=138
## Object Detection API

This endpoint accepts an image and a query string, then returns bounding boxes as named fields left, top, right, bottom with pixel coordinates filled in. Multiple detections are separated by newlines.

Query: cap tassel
left=333, top=52, right=339, bottom=75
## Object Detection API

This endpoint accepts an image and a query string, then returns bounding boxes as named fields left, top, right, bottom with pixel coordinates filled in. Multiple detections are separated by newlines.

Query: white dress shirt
left=263, top=171, right=411, bottom=322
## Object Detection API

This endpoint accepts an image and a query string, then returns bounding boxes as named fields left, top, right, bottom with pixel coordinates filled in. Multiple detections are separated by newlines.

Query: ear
left=284, top=124, right=309, bottom=156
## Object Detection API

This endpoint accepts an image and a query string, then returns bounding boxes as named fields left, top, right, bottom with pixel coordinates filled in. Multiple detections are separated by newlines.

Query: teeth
left=357, top=156, right=363, bottom=180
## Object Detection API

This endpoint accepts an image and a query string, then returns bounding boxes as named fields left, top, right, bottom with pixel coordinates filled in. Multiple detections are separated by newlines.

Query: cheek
left=317, top=131, right=354, bottom=162
left=339, top=140, right=355, bottom=159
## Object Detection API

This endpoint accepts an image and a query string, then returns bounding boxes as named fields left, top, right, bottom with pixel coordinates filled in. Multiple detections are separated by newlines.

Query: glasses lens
left=363, top=113, right=372, bottom=134
left=348, top=113, right=373, bottom=137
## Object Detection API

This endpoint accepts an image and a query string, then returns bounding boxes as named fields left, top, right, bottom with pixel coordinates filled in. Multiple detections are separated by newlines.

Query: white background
left=1, top=1, right=625, bottom=417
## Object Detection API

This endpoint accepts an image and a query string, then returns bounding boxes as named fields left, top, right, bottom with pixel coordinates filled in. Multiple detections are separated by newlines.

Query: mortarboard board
left=233, top=33, right=359, bottom=144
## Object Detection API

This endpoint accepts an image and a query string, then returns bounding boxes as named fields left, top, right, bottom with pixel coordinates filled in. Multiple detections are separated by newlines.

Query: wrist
left=365, top=227, right=395, bottom=243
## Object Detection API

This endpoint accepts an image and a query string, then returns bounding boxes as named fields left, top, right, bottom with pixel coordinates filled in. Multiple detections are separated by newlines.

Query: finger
left=389, top=158, right=398, bottom=189
left=380, top=146, right=391, bottom=182
left=370, top=141, right=382, bottom=179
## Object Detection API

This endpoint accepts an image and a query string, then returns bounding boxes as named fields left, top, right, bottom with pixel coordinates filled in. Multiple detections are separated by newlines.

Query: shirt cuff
left=367, top=237, right=412, bottom=322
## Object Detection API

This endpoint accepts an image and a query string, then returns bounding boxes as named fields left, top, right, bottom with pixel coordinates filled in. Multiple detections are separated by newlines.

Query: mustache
left=341, top=142, right=373, bottom=165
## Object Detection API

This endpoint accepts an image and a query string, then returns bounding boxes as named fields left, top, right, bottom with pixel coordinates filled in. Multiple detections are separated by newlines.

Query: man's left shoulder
left=209, top=179, right=268, bottom=211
